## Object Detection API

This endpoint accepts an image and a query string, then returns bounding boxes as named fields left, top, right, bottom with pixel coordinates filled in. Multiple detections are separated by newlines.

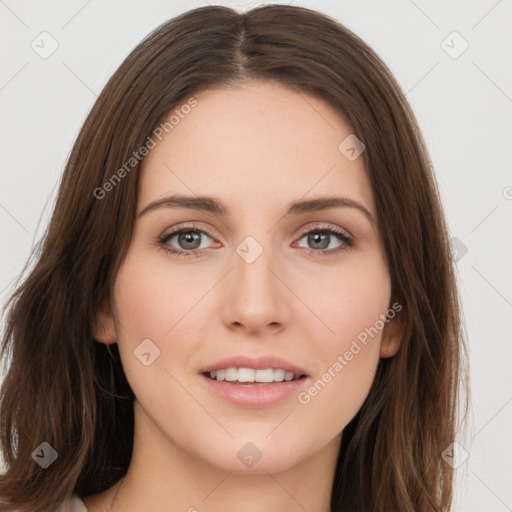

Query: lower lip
left=199, top=374, right=309, bottom=408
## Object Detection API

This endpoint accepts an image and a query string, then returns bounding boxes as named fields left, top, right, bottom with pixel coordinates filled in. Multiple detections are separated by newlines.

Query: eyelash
left=155, top=222, right=354, bottom=259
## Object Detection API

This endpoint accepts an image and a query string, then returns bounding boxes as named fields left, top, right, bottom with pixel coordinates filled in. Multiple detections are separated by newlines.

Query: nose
left=221, top=242, right=291, bottom=336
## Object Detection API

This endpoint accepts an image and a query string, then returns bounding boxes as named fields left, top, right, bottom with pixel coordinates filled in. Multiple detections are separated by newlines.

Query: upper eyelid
left=160, top=223, right=215, bottom=240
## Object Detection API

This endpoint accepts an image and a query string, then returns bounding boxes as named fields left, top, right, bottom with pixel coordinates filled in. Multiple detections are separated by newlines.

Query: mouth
left=198, top=356, right=310, bottom=408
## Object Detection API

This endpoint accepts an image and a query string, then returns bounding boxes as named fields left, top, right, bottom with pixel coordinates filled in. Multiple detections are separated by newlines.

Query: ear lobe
left=93, top=299, right=117, bottom=345
left=380, top=314, right=405, bottom=359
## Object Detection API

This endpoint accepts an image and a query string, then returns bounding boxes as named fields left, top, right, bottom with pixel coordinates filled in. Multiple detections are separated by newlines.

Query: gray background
left=1, top=1, right=511, bottom=510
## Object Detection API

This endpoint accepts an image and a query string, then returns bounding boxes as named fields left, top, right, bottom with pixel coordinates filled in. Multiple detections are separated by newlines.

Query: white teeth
left=225, top=367, right=238, bottom=381
left=273, top=369, right=285, bottom=382
left=208, top=367, right=302, bottom=383
left=237, top=367, right=255, bottom=382
left=254, top=369, right=274, bottom=382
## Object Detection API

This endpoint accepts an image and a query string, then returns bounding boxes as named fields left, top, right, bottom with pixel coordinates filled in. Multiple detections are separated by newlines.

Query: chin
left=191, top=431, right=311, bottom=475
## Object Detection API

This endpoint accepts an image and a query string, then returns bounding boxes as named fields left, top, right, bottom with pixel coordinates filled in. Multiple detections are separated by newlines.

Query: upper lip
left=199, top=355, right=309, bottom=376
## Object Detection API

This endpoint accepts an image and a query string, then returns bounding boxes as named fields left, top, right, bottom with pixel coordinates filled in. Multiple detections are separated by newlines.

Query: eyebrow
left=138, top=194, right=375, bottom=224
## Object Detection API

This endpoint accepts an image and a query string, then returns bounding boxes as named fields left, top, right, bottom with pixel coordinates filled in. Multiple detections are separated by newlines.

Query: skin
left=85, top=80, right=402, bottom=511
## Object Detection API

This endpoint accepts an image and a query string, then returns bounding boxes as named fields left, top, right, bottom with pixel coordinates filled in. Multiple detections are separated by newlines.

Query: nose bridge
left=233, top=233, right=279, bottom=300
left=222, top=231, right=289, bottom=331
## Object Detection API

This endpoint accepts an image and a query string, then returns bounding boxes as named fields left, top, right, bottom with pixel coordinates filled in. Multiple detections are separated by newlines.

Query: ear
left=93, top=298, right=117, bottom=345
left=380, top=310, right=405, bottom=358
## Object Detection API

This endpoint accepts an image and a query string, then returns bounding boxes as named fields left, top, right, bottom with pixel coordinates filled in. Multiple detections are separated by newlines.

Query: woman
left=0, top=4, right=469, bottom=511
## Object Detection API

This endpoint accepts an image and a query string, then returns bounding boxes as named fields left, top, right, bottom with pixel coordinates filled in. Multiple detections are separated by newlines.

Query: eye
left=294, top=224, right=353, bottom=256
left=156, top=224, right=217, bottom=258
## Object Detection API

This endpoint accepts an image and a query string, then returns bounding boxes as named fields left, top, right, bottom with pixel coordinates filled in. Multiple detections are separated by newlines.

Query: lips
left=198, top=355, right=310, bottom=408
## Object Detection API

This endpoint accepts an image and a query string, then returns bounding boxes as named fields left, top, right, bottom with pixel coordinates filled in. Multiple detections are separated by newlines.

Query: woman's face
left=96, top=80, right=401, bottom=475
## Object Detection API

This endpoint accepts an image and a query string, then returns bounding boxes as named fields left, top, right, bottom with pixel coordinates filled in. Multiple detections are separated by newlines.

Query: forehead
left=138, top=80, right=374, bottom=218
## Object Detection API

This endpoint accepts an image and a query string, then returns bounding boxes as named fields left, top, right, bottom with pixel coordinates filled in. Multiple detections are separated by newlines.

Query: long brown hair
left=0, top=5, right=469, bottom=511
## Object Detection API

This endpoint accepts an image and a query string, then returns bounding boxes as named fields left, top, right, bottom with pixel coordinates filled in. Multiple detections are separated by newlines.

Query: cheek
left=300, top=248, right=391, bottom=356
left=113, top=250, right=208, bottom=340
left=295, top=254, right=390, bottom=419
left=110, top=252, right=198, bottom=389
left=111, top=253, right=204, bottom=417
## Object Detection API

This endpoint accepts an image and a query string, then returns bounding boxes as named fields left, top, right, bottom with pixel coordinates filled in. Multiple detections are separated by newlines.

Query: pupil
left=179, top=231, right=201, bottom=250
left=309, top=232, right=329, bottom=249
